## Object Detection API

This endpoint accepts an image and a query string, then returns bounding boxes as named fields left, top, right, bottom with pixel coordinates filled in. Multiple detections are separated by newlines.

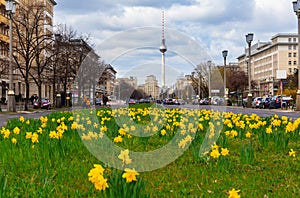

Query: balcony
left=0, top=33, right=9, bottom=43
left=0, top=15, right=9, bottom=26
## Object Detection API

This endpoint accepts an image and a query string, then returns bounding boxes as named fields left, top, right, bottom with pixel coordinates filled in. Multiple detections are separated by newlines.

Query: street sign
left=211, top=89, right=220, bottom=93
left=276, top=70, right=287, bottom=79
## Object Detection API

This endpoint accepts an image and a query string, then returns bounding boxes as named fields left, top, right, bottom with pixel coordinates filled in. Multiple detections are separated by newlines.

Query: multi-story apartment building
left=0, top=0, right=11, bottom=101
left=97, top=64, right=117, bottom=97
left=237, top=33, right=298, bottom=97
left=175, top=75, right=195, bottom=101
left=0, top=0, right=57, bottom=102
left=144, top=75, right=159, bottom=99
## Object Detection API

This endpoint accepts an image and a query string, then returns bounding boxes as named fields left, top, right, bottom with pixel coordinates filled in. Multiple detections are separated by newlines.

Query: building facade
left=175, top=75, right=193, bottom=100
left=237, top=33, right=298, bottom=97
left=0, top=0, right=57, bottom=103
left=144, top=75, right=159, bottom=99
left=0, top=0, right=11, bottom=101
left=97, top=64, right=117, bottom=97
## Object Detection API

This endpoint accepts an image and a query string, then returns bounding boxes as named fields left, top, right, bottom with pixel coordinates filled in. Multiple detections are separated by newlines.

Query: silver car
left=251, top=97, right=262, bottom=108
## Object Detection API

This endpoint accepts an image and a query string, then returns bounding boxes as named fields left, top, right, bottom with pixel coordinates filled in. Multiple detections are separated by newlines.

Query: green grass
left=1, top=108, right=300, bottom=197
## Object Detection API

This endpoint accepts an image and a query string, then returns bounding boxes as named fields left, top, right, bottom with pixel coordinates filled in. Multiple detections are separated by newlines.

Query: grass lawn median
left=1, top=105, right=300, bottom=197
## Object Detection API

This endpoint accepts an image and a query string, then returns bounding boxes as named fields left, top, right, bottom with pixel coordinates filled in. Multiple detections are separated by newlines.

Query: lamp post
left=246, top=33, right=254, bottom=108
left=194, top=66, right=201, bottom=104
left=222, top=50, right=228, bottom=101
left=6, top=0, right=16, bottom=112
left=293, top=1, right=300, bottom=111
left=54, top=33, right=62, bottom=108
left=197, top=67, right=200, bottom=103
left=207, top=60, right=212, bottom=104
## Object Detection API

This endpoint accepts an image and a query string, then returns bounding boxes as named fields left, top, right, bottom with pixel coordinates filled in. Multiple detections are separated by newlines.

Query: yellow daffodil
left=266, top=127, right=272, bottom=134
left=88, top=164, right=108, bottom=191
left=11, top=138, right=17, bottom=144
left=210, top=149, right=220, bottom=159
left=289, top=149, right=296, bottom=157
left=228, top=188, right=240, bottom=198
left=246, top=132, right=251, bottom=138
left=13, top=127, right=20, bottom=135
left=221, top=148, right=229, bottom=156
left=160, top=129, right=167, bottom=136
left=114, top=135, right=123, bottom=143
left=26, top=132, right=32, bottom=139
left=118, top=149, right=132, bottom=164
left=31, top=133, right=39, bottom=143
left=118, top=128, right=126, bottom=136
left=122, top=168, right=139, bottom=183
left=19, top=116, right=25, bottom=122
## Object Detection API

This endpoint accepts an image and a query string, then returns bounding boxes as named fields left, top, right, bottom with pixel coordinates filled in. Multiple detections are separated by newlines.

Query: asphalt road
left=1, top=105, right=299, bottom=128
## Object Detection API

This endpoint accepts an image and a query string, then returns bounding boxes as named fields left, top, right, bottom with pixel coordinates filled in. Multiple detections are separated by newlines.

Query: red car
left=33, top=98, right=51, bottom=109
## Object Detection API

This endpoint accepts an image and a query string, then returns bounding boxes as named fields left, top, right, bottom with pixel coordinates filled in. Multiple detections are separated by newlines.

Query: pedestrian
left=103, top=94, right=108, bottom=106
left=86, top=98, right=90, bottom=108
left=30, top=95, right=35, bottom=105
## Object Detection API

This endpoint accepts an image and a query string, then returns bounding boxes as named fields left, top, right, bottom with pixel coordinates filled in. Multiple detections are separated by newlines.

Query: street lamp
left=54, top=33, right=62, bottom=108
left=222, top=50, right=228, bottom=101
left=207, top=60, right=212, bottom=104
left=194, top=66, right=201, bottom=104
left=246, top=33, right=254, bottom=108
left=293, top=1, right=300, bottom=111
left=6, top=0, right=16, bottom=112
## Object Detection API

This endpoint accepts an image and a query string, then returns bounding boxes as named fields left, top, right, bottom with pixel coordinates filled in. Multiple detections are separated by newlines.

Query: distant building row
left=237, top=33, right=299, bottom=96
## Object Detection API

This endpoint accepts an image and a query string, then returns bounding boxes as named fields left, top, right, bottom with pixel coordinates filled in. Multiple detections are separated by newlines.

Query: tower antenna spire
left=162, top=10, right=165, bottom=40
left=159, top=10, right=167, bottom=89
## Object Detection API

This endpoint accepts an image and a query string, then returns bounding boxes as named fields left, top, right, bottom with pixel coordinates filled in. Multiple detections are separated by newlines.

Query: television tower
left=159, top=10, right=167, bottom=88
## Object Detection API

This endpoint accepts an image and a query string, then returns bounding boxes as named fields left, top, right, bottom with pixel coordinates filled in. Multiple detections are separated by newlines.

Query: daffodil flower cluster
left=88, top=164, right=109, bottom=191
left=209, top=143, right=229, bottom=159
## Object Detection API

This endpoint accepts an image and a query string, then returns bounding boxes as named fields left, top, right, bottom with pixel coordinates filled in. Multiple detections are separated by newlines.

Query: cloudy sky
left=54, top=0, right=296, bottom=86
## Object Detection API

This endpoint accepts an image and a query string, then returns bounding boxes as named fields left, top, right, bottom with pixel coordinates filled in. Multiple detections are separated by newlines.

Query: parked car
left=200, top=98, right=209, bottom=105
left=211, top=96, right=221, bottom=105
left=269, top=95, right=282, bottom=109
left=251, top=97, right=263, bottom=108
left=259, top=97, right=271, bottom=109
left=139, top=98, right=150, bottom=103
left=192, top=98, right=200, bottom=105
left=269, top=96, right=293, bottom=109
left=282, top=96, right=293, bottom=108
left=164, top=98, right=175, bottom=105
left=33, top=98, right=51, bottom=109
left=128, top=99, right=137, bottom=105
left=156, top=99, right=162, bottom=104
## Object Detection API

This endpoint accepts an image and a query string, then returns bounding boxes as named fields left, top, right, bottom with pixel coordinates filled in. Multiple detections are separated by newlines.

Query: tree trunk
left=24, top=81, right=30, bottom=111
left=38, top=79, right=42, bottom=109
left=53, top=68, right=56, bottom=107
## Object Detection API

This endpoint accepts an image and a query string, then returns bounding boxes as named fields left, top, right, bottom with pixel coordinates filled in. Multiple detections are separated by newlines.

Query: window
left=294, top=37, right=297, bottom=42
left=289, top=68, right=292, bottom=73
left=289, top=38, right=292, bottom=42
left=294, top=61, right=297, bottom=65
left=289, top=52, right=292, bottom=57
left=294, top=52, right=297, bottom=57
left=294, top=45, right=297, bottom=50
left=289, top=45, right=292, bottom=50
left=289, top=61, right=292, bottom=65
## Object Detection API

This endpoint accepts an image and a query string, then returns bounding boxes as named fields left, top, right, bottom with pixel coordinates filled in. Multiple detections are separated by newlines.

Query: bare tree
left=52, top=24, right=99, bottom=107
left=12, top=2, right=53, bottom=110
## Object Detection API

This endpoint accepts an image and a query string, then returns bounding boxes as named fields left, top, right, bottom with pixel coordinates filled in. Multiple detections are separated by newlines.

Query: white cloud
left=55, top=0, right=298, bottom=85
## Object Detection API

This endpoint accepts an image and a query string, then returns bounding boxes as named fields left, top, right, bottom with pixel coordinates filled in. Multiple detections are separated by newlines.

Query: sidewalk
left=0, top=103, right=34, bottom=113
